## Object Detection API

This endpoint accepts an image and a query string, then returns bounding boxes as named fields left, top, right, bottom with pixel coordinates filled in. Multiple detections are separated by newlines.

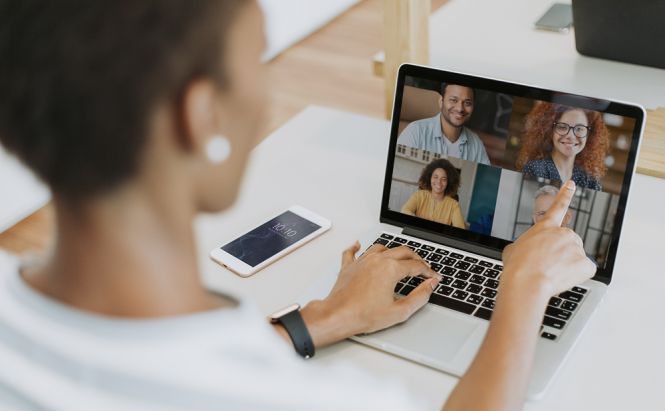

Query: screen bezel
left=380, top=63, right=645, bottom=285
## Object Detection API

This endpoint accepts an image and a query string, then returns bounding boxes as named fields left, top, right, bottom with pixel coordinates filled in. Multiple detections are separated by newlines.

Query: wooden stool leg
left=383, top=0, right=431, bottom=119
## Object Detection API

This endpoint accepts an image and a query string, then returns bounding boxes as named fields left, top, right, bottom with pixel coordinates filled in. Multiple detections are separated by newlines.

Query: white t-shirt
left=0, top=251, right=428, bottom=411
left=442, top=136, right=462, bottom=159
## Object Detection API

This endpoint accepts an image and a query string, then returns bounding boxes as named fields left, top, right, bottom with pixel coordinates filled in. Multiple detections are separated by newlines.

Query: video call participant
left=532, top=185, right=573, bottom=226
left=401, top=159, right=465, bottom=229
left=517, top=103, right=609, bottom=191
left=397, top=83, right=491, bottom=165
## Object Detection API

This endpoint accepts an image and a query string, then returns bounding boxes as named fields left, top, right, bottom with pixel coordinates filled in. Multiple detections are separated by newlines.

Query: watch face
left=270, top=303, right=300, bottom=322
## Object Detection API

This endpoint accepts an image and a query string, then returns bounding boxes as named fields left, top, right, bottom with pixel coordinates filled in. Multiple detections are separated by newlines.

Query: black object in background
left=573, top=0, right=665, bottom=70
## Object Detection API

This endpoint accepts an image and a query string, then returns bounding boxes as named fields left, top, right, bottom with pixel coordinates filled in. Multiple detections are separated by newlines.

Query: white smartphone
left=210, top=205, right=331, bottom=277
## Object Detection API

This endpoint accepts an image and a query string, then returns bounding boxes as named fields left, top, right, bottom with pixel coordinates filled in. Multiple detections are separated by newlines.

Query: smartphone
left=210, top=205, right=331, bottom=277
left=534, top=3, right=573, bottom=33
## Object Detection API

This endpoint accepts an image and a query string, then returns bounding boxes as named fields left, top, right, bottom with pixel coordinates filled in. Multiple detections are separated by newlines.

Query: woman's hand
left=501, top=180, right=596, bottom=298
left=300, top=243, right=441, bottom=347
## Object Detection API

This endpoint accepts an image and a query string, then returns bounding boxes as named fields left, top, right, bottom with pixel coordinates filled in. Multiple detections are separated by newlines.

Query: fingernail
left=564, top=180, right=576, bottom=190
left=429, top=278, right=439, bottom=290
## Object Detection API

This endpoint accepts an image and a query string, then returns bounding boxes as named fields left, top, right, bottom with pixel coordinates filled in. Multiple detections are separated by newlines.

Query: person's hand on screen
left=502, top=180, right=596, bottom=296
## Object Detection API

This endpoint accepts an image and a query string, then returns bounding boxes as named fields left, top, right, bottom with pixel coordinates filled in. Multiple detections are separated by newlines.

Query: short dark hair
left=440, top=83, right=475, bottom=101
left=418, top=158, right=460, bottom=197
left=0, top=0, right=247, bottom=201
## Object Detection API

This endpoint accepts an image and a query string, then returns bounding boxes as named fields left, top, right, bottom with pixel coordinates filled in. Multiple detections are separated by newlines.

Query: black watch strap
left=277, top=309, right=315, bottom=359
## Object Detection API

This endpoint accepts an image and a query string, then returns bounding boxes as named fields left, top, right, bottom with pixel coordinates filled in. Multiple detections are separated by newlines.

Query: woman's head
left=418, top=159, right=460, bottom=198
left=0, top=0, right=265, bottom=212
left=516, top=102, right=609, bottom=179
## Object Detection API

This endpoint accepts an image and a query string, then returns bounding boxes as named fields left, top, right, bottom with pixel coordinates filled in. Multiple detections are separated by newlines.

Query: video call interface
left=388, top=75, right=638, bottom=268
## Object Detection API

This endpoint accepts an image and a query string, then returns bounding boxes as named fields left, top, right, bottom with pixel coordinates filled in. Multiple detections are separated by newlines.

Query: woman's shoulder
left=522, top=157, right=553, bottom=175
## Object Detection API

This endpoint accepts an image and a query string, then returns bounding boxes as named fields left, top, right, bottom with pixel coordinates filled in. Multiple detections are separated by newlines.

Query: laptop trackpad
left=359, top=306, right=481, bottom=364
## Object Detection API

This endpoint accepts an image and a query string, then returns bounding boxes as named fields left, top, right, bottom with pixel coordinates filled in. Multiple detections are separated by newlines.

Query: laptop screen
left=381, top=64, right=645, bottom=282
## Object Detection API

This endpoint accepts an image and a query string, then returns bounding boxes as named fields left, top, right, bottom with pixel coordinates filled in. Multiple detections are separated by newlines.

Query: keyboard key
left=442, top=257, right=457, bottom=266
left=393, top=237, right=407, bottom=244
left=441, top=266, right=456, bottom=275
left=429, top=262, right=443, bottom=272
left=546, top=306, right=572, bottom=321
left=428, top=293, right=476, bottom=314
left=474, top=307, right=493, bottom=320
left=441, top=275, right=454, bottom=285
left=435, top=248, right=449, bottom=255
left=494, top=264, right=503, bottom=270
left=399, top=284, right=415, bottom=296
left=452, top=279, right=468, bottom=289
left=436, top=285, right=454, bottom=296
left=541, top=332, right=557, bottom=340
left=454, top=261, right=471, bottom=270
left=484, top=279, right=499, bottom=289
left=408, top=277, right=424, bottom=286
left=407, top=240, right=421, bottom=247
left=374, top=238, right=389, bottom=246
left=416, top=249, right=429, bottom=258
left=466, top=284, right=483, bottom=294
left=450, top=252, right=464, bottom=259
left=478, top=260, right=493, bottom=268
left=426, top=253, right=442, bottom=263
left=421, top=244, right=435, bottom=251
left=482, top=299, right=496, bottom=309
left=386, top=242, right=401, bottom=249
left=469, top=265, right=485, bottom=274
left=469, top=274, right=485, bottom=284
left=467, top=294, right=483, bottom=305
left=561, top=300, right=578, bottom=311
left=406, top=245, right=416, bottom=251
left=572, top=286, right=588, bottom=294
left=455, top=271, right=470, bottom=280
left=543, top=315, right=565, bottom=329
left=560, top=291, right=583, bottom=303
left=464, top=256, right=478, bottom=263
left=380, top=233, right=394, bottom=240
left=394, top=283, right=403, bottom=293
left=452, top=290, right=469, bottom=301
left=484, top=269, right=500, bottom=279
left=549, top=297, right=562, bottom=308
left=480, top=288, right=497, bottom=299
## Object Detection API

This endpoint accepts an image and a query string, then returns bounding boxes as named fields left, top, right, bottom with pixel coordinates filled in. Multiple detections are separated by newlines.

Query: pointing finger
left=541, top=180, right=576, bottom=228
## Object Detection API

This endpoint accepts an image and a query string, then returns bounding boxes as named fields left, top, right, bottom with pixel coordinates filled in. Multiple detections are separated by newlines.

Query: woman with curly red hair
left=516, top=102, right=609, bottom=190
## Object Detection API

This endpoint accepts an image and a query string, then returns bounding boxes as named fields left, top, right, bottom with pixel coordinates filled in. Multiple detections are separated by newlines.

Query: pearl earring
left=206, top=135, right=231, bottom=164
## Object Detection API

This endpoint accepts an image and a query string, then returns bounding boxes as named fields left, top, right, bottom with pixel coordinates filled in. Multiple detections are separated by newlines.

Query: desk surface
left=196, top=106, right=664, bottom=410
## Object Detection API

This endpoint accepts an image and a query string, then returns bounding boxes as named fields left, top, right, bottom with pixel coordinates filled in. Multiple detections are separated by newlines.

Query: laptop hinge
left=401, top=226, right=503, bottom=261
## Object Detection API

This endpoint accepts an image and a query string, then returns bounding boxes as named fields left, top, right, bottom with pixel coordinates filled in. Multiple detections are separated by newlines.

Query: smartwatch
left=270, top=303, right=315, bottom=359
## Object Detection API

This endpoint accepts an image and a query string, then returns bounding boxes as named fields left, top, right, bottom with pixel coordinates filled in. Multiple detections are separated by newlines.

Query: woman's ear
left=177, top=79, right=219, bottom=154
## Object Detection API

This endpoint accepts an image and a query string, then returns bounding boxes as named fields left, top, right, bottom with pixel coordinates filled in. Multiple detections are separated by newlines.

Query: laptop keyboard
left=374, top=232, right=588, bottom=341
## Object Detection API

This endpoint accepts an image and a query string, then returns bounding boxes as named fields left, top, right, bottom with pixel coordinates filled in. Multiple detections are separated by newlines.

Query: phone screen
left=221, top=210, right=321, bottom=267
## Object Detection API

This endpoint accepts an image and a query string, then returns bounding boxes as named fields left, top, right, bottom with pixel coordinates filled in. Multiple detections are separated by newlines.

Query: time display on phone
left=221, top=210, right=321, bottom=267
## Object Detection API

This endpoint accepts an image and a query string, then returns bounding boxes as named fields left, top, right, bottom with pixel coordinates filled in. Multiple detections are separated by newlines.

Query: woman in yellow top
left=401, top=158, right=466, bottom=228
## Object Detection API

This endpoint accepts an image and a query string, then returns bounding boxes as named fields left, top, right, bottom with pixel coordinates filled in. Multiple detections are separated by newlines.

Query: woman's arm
left=401, top=190, right=421, bottom=216
left=450, top=200, right=465, bottom=229
left=441, top=180, right=595, bottom=411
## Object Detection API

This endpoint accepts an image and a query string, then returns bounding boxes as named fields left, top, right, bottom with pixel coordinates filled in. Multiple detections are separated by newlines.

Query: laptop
left=573, top=0, right=665, bottom=70
left=300, top=63, right=645, bottom=399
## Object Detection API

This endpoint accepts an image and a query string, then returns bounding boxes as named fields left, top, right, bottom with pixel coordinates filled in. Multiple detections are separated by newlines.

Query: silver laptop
left=300, top=63, right=645, bottom=399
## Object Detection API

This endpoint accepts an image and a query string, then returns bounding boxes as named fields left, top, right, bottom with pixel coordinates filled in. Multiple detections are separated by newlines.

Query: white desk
left=195, top=106, right=665, bottom=410
left=382, top=0, right=665, bottom=110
